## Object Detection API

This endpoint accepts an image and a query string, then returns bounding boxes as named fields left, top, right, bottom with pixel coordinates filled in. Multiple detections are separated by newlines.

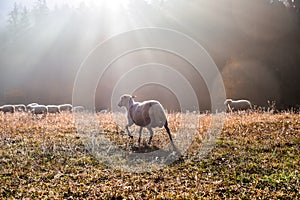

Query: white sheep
left=0, top=105, right=15, bottom=114
left=28, top=105, right=48, bottom=115
left=72, top=106, right=85, bottom=112
left=47, top=105, right=60, bottom=114
left=99, top=109, right=108, bottom=114
left=118, top=94, right=173, bottom=145
left=14, top=104, right=26, bottom=112
left=59, top=104, right=73, bottom=112
left=224, top=99, right=252, bottom=112
left=27, top=103, right=39, bottom=110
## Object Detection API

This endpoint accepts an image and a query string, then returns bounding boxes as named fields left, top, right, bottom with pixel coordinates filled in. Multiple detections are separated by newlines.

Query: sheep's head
left=118, top=94, right=135, bottom=108
left=224, top=99, right=233, bottom=106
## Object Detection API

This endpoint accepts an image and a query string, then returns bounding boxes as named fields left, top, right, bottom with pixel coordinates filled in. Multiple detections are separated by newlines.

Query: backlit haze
left=0, top=0, right=299, bottom=111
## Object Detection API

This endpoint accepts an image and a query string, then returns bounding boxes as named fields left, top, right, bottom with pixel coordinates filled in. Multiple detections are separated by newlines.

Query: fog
left=0, top=0, right=299, bottom=111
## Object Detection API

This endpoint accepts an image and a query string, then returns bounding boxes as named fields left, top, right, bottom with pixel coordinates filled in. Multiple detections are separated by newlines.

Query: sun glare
left=61, top=0, right=130, bottom=9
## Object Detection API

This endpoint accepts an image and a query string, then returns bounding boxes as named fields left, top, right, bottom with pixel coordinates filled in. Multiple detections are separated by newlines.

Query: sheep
left=118, top=94, right=173, bottom=145
left=72, top=106, right=85, bottom=112
left=47, top=105, right=60, bottom=114
left=27, top=103, right=39, bottom=110
left=224, top=99, right=252, bottom=112
left=14, top=104, right=26, bottom=112
left=0, top=105, right=15, bottom=114
left=59, top=104, right=73, bottom=112
left=28, top=105, right=48, bottom=115
left=99, top=109, right=108, bottom=114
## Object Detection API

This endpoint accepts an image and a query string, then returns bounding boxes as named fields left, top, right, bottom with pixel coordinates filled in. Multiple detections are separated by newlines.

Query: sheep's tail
left=164, top=121, right=173, bottom=143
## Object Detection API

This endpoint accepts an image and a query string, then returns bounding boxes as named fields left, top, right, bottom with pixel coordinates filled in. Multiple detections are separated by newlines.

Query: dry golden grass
left=0, top=111, right=299, bottom=199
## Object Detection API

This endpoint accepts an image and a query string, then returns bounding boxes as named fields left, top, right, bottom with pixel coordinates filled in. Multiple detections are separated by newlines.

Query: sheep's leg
left=147, top=128, right=154, bottom=145
left=138, top=127, right=143, bottom=144
left=125, top=124, right=133, bottom=139
left=226, top=104, right=232, bottom=113
left=164, top=121, right=173, bottom=144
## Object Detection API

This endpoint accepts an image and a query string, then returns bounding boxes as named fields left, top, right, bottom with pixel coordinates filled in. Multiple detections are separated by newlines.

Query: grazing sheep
left=47, top=105, right=60, bottom=114
left=0, top=105, right=15, bottom=114
left=27, top=103, right=39, bottom=110
left=14, top=104, right=26, bottom=112
left=59, top=104, right=73, bottom=112
left=72, top=106, right=85, bottom=112
left=28, top=105, right=48, bottom=115
left=99, top=109, right=108, bottom=114
left=224, top=99, right=252, bottom=112
left=118, top=94, right=173, bottom=145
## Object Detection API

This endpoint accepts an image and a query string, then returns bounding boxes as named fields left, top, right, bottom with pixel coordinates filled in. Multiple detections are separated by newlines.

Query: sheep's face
left=118, top=95, right=132, bottom=108
left=224, top=99, right=232, bottom=105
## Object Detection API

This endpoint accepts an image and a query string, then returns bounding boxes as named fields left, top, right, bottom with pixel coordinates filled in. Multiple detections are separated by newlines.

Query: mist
left=0, top=0, right=299, bottom=111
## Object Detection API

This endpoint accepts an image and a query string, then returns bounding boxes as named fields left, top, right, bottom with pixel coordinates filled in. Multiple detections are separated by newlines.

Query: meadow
left=0, top=111, right=299, bottom=199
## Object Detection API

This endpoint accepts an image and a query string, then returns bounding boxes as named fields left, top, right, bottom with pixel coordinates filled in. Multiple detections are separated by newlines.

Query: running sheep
left=224, top=99, right=252, bottom=112
left=0, top=105, right=15, bottom=114
left=118, top=94, right=173, bottom=145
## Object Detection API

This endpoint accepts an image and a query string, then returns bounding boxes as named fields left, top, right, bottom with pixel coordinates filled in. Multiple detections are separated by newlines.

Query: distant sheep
left=224, top=99, right=252, bottom=112
left=118, top=94, right=173, bottom=145
left=47, top=105, right=60, bottom=114
left=28, top=105, right=48, bottom=115
left=99, top=109, right=108, bottom=114
left=0, top=105, right=15, bottom=114
left=27, top=103, right=39, bottom=110
left=72, top=106, right=85, bottom=112
left=59, top=104, right=73, bottom=112
left=14, top=104, right=26, bottom=112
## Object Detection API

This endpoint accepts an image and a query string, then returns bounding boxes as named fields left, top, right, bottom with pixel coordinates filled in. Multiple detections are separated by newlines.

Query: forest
left=0, top=0, right=299, bottom=111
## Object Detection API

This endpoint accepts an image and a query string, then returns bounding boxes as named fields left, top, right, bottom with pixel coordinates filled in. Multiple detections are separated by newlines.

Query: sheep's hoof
left=148, top=138, right=153, bottom=145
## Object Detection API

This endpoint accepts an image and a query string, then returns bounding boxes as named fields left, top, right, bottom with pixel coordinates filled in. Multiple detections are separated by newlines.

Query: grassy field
left=0, top=111, right=299, bottom=199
